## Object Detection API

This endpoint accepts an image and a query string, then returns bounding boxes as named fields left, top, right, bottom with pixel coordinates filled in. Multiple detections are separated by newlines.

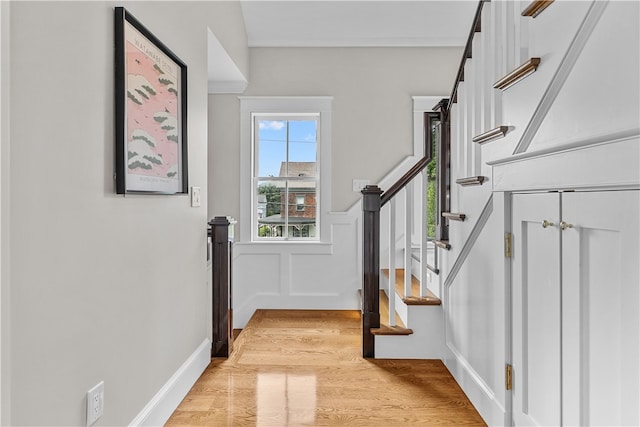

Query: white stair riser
left=375, top=305, right=444, bottom=359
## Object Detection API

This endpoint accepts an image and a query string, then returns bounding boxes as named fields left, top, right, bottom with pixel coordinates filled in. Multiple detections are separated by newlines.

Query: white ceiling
left=208, top=1, right=478, bottom=93
left=240, top=1, right=479, bottom=47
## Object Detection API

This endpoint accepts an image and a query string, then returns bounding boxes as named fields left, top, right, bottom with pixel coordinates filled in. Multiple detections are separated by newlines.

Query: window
left=240, top=96, right=332, bottom=243
left=254, top=115, right=319, bottom=240
left=432, top=104, right=450, bottom=246
left=410, top=96, right=449, bottom=283
left=421, top=102, right=449, bottom=274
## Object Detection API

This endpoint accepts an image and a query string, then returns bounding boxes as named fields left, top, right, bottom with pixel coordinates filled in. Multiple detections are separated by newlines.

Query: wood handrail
left=494, top=58, right=541, bottom=90
left=434, top=240, right=451, bottom=250
left=443, top=212, right=467, bottom=222
left=456, top=176, right=486, bottom=186
left=448, top=0, right=486, bottom=107
left=473, top=126, right=509, bottom=144
left=522, top=0, right=554, bottom=18
left=381, top=157, right=430, bottom=206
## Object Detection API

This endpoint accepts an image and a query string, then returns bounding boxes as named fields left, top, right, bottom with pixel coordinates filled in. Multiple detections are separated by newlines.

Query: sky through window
left=257, top=119, right=317, bottom=177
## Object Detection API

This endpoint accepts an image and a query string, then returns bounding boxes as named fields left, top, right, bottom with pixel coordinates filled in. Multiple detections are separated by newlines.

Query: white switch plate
left=191, top=186, right=201, bottom=207
left=86, top=381, right=104, bottom=426
left=352, top=179, right=370, bottom=193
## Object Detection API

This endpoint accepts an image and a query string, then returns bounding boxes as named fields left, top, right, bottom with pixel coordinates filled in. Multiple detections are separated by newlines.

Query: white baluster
left=467, top=41, right=477, bottom=177
left=473, top=19, right=484, bottom=175
left=506, top=0, right=516, bottom=73
left=492, top=0, right=504, bottom=127
left=461, top=80, right=469, bottom=176
left=420, top=170, right=428, bottom=298
left=404, top=181, right=413, bottom=299
left=484, top=1, right=495, bottom=129
left=388, top=198, right=396, bottom=327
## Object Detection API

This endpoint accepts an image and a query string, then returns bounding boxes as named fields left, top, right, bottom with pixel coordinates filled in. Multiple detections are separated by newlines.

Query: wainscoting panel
left=232, top=210, right=361, bottom=328
left=442, top=195, right=508, bottom=426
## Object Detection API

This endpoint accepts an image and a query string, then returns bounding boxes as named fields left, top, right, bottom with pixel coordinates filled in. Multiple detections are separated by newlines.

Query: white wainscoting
left=440, top=194, right=509, bottom=426
left=232, top=209, right=362, bottom=328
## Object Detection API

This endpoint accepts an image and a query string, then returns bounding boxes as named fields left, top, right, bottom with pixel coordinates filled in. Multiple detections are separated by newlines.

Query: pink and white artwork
left=123, top=21, right=183, bottom=193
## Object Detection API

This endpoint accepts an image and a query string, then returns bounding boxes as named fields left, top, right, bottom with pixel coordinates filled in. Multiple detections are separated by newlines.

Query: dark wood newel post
left=362, top=185, right=382, bottom=358
left=209, top=216, right=232, bottom=357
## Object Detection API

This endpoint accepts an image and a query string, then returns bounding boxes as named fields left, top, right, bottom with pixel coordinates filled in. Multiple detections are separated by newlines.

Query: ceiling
left=208, top=1, right=478, bottom=93
left=240, top=1, right=478, bottom=47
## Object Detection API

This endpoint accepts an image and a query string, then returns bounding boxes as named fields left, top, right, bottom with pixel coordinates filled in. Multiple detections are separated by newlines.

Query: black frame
left=424, top=112, right=440, bottom=274
left=433, top=101, right=451, bottom=243
left=115, top=7, right=188, bottom=194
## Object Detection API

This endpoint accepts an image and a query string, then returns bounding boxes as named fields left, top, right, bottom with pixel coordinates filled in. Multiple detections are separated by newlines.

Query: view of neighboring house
left=258, top=162, right=317, bottom=238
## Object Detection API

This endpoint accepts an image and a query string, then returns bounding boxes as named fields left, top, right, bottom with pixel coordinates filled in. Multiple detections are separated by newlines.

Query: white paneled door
left=561, top=190, right=639, bottom=426
left=512, top=190, right=640, bottom=426
left=512, top=192, right=562, bottom=427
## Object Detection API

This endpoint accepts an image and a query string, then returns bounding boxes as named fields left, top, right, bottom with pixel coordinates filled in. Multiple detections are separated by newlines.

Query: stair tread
left=381, top=269, right=442, bottom=306
left=371, top=324, right=414, bottom=336
left=358, top=289, right=414, bottom=336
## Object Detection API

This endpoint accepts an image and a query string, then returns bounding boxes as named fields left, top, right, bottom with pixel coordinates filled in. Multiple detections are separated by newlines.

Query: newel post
left=209, top=216, right=231, bottom=357
left=362, top=185, right=382, bottom=358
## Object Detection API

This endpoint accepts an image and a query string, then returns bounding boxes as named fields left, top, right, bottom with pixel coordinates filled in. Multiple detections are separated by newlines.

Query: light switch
left=352, top=179, right=370, bottom=192
left=191, top=186, right=201, bottom=207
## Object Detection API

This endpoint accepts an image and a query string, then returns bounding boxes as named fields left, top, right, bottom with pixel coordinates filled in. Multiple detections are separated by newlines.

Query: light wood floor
left=167, top=310, right=486, bottom=426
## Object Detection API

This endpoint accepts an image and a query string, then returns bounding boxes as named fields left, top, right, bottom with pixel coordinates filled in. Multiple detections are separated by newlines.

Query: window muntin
left=253, top=115, right=319, bottom=240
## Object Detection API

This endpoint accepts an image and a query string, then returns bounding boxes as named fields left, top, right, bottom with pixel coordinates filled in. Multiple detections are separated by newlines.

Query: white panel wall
left=2, top=1, right=248, bottom=424
left=233, top=212, right=361, bottom=328
left=528, top=1, right=640, bottom=152
left=443, top=195, right=507, bottom=425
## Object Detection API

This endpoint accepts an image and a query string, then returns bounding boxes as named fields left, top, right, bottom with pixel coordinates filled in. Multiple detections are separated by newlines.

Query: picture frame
left=114, top=7, right=188, bottom=194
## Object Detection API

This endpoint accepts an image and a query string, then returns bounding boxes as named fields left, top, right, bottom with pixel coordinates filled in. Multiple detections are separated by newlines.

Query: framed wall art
left=115, top=7, right=188, bottom=194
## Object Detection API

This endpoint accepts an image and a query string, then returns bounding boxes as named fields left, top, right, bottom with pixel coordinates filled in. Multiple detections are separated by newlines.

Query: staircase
left=360, top=125, right=447, bottom=358
left=361, top=0, right=545, bottom=360
left=360, top=1, right=640, bottom=425
left=374, top=269, right=443, bottom=359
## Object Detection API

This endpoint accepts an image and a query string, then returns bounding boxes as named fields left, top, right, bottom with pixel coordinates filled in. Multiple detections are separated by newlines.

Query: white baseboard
left=129, top=338, right=211, bottom=426
left=444, top=343, right=506, bottom=426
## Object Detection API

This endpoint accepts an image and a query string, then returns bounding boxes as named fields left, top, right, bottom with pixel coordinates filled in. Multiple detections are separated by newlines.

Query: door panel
left=562, top=190, right=640, bottom=426
left=512, top=193, right=561, bottom=426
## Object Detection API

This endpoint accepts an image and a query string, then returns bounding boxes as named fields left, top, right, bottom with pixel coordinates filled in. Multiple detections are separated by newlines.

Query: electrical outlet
left=191, top=186, right=201, bottom=207
left=86, top=381, right=104, bottom=426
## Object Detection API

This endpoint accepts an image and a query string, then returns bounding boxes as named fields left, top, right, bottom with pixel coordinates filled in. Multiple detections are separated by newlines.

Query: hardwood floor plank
left=167, top=310, right=485, bottom=426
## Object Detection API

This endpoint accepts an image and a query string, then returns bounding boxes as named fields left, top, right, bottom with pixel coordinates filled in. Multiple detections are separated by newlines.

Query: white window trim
left=412, top=96, right=446, bottom=157
left=239, top=96, right=333, bottom=243
left=252, top=113, right=320, bottom=241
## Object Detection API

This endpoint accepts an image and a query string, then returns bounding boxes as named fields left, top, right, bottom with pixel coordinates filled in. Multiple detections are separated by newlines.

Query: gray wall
left=209, top=46, right=461, bottom=221
left=2, top=1, right=247, bottom=424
